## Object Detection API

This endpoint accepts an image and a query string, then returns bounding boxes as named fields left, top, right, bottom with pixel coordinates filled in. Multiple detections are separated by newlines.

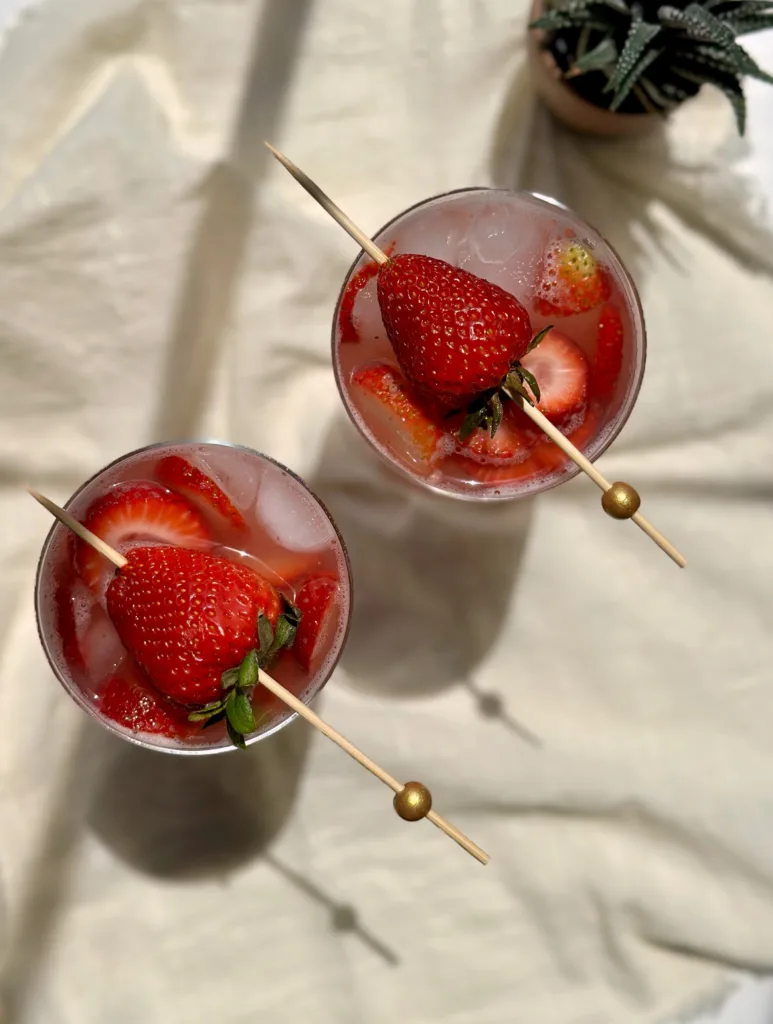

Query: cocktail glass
left=34, top=441, right=352, bottom=755
left=333, top=188, right=645, bottom=501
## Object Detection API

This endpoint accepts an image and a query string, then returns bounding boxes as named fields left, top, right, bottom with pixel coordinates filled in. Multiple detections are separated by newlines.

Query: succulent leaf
left=610, top=45, right=664, bottom=106
left=570, top=36, right=620, bottom=72
left=605, top=17, right=662, bottom=93
left=531, top=0, right=772, bottom=132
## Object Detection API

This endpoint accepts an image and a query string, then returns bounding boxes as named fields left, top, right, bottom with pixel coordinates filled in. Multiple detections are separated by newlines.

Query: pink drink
left=35, top=442, right=352, bottom=755
left=333, top=189, right=646, bottom=500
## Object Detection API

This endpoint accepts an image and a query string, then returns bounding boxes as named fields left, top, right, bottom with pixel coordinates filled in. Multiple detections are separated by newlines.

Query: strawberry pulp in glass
left=34, top=442, right=352, bottom=755
left=333, top=189, right=646, bottom=500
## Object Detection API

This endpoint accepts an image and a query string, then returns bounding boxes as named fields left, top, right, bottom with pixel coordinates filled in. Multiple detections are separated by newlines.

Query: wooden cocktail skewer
left=28, top=488, right=489, bottom=866
left=265, top=142, right=686, bottom=570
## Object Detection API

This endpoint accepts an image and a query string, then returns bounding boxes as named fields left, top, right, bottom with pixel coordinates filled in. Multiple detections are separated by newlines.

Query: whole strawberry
left=534, top=239, right=610, bottom=317
left=377, top=253, right=549, bottom=439
left=106, top=546, right=300, bottom=748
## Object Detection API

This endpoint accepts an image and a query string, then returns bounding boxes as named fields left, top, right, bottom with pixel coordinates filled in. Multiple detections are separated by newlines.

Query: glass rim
left=34, top=439, right=354, bottom=757
left=331, top=186, right=648, bottom=503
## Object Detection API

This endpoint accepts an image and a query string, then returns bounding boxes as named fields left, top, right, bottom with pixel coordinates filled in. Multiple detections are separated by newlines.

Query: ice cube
left=186, top=445, right=261, bottom=513
left=456, top=198, right=547, bottom=300
left=351, top=276, right=388, bottom=346
left=382, top=199, right=476, bottom=263
left=255, top=470, right=333, bottom=552
left=71, top=580, right=94, bottom=638
left=81, top=604, right=126, bottom=681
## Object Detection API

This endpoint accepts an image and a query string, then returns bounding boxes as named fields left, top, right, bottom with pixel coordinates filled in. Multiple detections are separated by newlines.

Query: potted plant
left=528, top=0, right=773, bottom=137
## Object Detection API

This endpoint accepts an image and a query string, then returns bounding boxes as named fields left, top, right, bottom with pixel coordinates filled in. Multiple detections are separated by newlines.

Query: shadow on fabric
left=151, top=0, right=315, bottom=441
left=307, top=415, right=537, bottom=721
left=490, top=62, right=773, bottom=287
left=87, top=717, right=311, bottom=880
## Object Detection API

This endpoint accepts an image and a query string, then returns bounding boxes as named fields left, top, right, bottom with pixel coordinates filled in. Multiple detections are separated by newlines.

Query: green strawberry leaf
left=490, top=393, right=504, bottom=437
left=226, top=720, right=247, bottom=750
left=257, top=612, right=274, bottom=658
left=517, top=365, right=541, bottom=404
left=269, top=607, right=300, bottom=659
left=459, top=406, right=487, bottom=441
left=201, top=709, right=227, bottom=730
left=526, top=326, right=552, bottom=354
left=238, top=648, right=259, bottom=689
left=221, top=667, right=240, bottom=690
left=226, top=689, right=257, bottom=737
left=188, top=703, right=223, bottom=723
left=504, top=372, right=534, bottom=405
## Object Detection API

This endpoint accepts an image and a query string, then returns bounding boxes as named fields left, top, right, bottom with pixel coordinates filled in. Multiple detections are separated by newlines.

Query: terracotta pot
left=528, top=0, right=659, bottom=137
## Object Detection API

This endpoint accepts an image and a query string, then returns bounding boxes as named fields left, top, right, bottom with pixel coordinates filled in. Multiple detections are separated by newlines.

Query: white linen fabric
left=1, top=3, right=772, bottom=1023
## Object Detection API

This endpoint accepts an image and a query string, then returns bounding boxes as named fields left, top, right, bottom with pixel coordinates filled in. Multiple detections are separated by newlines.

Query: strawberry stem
left=459, top=326, right=552, bottom=441
left=187, top=597, right=302, bottom=749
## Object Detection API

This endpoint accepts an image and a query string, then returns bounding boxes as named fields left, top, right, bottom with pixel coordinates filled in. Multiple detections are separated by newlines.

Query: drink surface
left=35, top=442, right=351, bottom=753
left=333, top=189, right=645, bottom=500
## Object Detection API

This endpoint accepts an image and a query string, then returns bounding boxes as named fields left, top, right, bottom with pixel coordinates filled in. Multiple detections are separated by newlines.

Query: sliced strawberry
left=157, top=455, right=246, bottom=532
left=532, top=406, right=600, bottom=472
left=293, top=575, right=338, bottom=672
left=97, top=667, right=191, bottom=738
left=456, top=405, right=540, bottom=466
left=450, top=451, right=543, bottom=485
left=351, top=362, right=447, bottom=464
left=534, top=238, right=610, bottom=317
left=592, top=303, right=624, bottom=402
left=520, top=329, right=588, bottom=421
left=77, top=483, right=210, bottom=593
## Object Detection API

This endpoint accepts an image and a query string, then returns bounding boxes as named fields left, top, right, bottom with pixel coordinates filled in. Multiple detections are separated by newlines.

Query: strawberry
left=106, top=546, right=300, bottom=747
left=519, top=329, right=588, bottom=421
left=293, top=575, right=338, bottom=672
left=97, top=669, right=190, bottom=738
left=533, top=406, right=600, bottom=472
left=377, top=253, right=538, bottom=400
left=377, top=253, right=550, bottom=442
left=534, top=238, right=610, bottom=317
left=351, top=362, right=447, bottom=463
left=157, top=455, right=246, bottom=532
left=456, top=454, right=544, bottom=485
left=592, top=303, right=624, bottom=402
left=77, top=483, right=210, bottom=593
left=456, top=405, right=539, bottom=466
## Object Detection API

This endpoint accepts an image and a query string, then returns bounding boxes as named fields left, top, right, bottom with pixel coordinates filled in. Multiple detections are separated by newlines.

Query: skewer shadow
left=307, top=414, right=539, bottom=734
left=151, top=0, right=315, bottom=441
left=263, top=854, right=399, bottom=966
left=463, top=678, right=543, bottom=748
left=87, top=718, right=310, bottom=880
